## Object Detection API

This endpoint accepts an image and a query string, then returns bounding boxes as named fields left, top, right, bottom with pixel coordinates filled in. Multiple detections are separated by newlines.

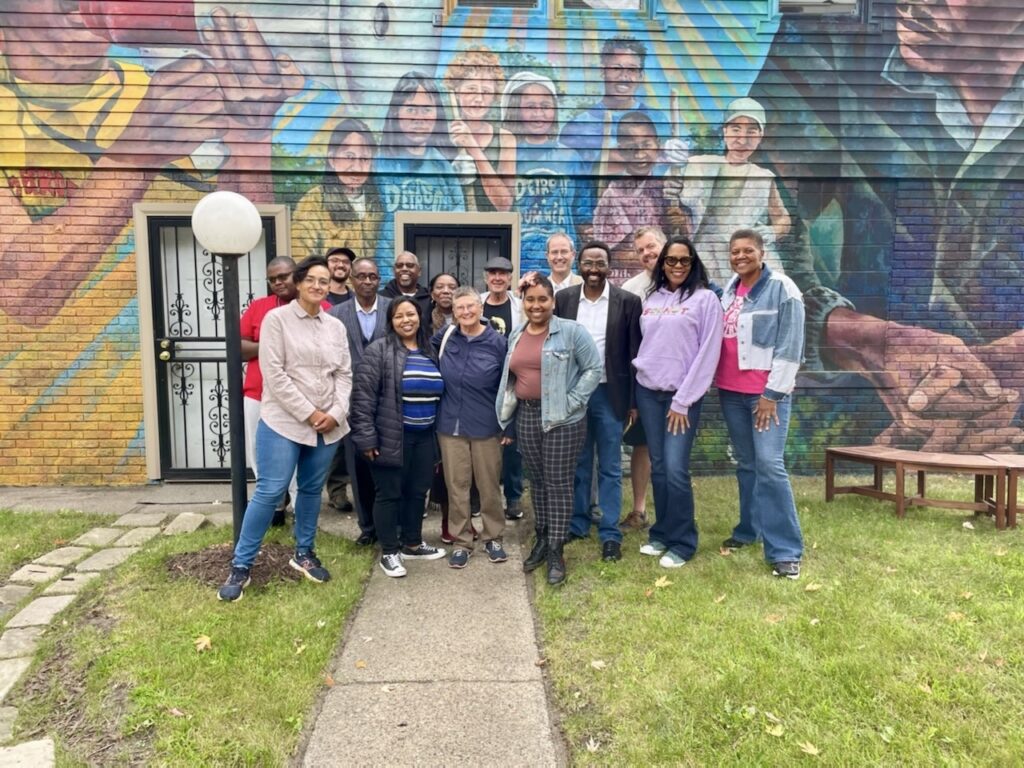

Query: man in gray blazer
left=326, top=257, right=392, bottom=545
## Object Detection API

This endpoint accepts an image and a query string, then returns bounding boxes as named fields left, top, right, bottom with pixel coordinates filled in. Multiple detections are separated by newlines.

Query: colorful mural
left=0, top=0, right=1021, bottom=483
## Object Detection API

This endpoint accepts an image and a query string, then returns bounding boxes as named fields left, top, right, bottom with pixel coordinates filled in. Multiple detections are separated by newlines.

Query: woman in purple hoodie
left=632, top=237, right=723, bottom=568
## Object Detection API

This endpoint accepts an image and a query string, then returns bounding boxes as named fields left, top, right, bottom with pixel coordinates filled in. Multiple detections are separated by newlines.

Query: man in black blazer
left=555, top=241, right=642, bottom=562
left=326, top=258, right=392, bottom=545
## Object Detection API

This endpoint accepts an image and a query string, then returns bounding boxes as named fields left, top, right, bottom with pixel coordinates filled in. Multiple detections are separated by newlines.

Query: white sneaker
left=639, top=541, right=667, bottom=556
left=659, top=551, right=687, bottom=568
left=380, top=553, right=407, bottom=578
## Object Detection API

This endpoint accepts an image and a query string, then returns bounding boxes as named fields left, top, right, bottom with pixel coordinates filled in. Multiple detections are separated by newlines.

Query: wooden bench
left=987, top=453, right=1024, bottom=529
left=825, top=446, right=1008, bottom=529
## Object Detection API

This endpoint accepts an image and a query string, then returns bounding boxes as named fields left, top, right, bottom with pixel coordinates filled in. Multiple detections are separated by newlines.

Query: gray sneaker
left=772, top=561, right=801, bottom=580
left=401, top=542, right=446, bottom=560
left=485, top=540, right=508, bottom=563
left=449, top=549, right=470, bottom=569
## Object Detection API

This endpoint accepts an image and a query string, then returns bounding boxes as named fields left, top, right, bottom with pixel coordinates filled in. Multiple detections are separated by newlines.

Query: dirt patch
left=166, top=541, right=302, bottom=588
left=15, top=602, right=153, bottom=766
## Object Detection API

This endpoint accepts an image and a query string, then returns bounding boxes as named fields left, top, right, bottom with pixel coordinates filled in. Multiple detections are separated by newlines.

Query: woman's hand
left=666, top=408, right=690, bottom=435
left=363, top=448, right=380, bottom=461
left=500, top=436, right=514, bottom=446
left=754, top=396, right=780, bottom=432
left=308, top=409, right=338, bottom=434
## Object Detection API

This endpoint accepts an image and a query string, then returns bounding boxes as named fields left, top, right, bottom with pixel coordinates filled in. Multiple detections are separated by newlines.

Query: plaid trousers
left=515, top=400, right=588, bottom=547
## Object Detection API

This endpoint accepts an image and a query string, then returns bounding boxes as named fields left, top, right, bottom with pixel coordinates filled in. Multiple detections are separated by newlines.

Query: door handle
left=159, top=351, right=171, bottom=362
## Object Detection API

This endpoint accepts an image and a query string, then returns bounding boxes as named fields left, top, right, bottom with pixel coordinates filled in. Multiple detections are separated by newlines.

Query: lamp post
left=191, top=191, right=263, bottom=544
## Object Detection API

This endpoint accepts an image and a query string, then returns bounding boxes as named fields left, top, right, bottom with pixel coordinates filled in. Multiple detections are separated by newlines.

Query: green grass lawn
left=0, top=510, right=113, bottom=582
left=534, top=475, right=1024, bottom=766
left=8, top=524, right=374, bottom=766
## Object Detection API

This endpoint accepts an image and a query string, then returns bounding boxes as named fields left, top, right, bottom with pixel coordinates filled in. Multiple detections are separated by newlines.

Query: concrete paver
left=0, top=706, right=15, bottom=743
left=112, top=512, right=166, bottom=528
left=76, top=547, right=140, bottom=573
left=0, top=588, right=30, bottom=610
left=32, top=547, right=91, bottom=568
left=0, top=629, right=45, bottom=661
left=162, top=512, right=207, bottom=535
left=5, top=596, right=76, bottom=630
left=113, top=527, right=161, bottom=547
left=7, top=565, right=62, bottom=586
left=71, top=528, right=123, bottom=548
left=0, top=737, right=55, bottom=767
left=0, top=659, right=31, bottom=702
left=42, top=572, right=100, bottom=596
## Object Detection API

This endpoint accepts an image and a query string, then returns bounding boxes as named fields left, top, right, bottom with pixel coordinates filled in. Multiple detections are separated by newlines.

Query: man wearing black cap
left=480, top=256, right=526, bottom=520
left=324, top=246, right=356, bottom=306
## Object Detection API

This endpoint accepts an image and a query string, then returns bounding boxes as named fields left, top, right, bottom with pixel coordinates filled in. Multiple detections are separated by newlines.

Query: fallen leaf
left=713, top=594, right=726, bottom=604
left=879, top=725, right=894, bottom=744
left=766, top=723, right=785, bottom=737
left=809, top=618, right=821, bottom=626
left=978, top=649, right=988, bottom=663
left=355, top=660, right=367, bottom=669
left=994, top=547, right=1008, bottom=557
left=294, top=644, right=306, bottom=656
left=962, top=521, right=975, bottom=530
left=946, top=612, right=965, bottom=623
left=718, top=547, right=733, bottom=557
left=323, top=675, right=335, bottom=687
left=804, top=582, right=823, bottom=592
left=994, top=658, right=1006, bottom=668
left=960, top=591, right=973, bottom=600
left=764, top=614, right=783, bottom=624
left=168, top=707, right=187, bottom=718
left=764, top=711, right=782, bottom=724
left=644, top=588, right=654, bottom=598
left=194, top=635, right=212, bottom=653
left=654, top=576, right=672, bottom=589
left=590, top=659, right=607, bottom=670
left=885, top=566, right=898, bottom=574
left=535, top=658, right=547, bottom=667
left=585, top=737, right=600, bottom=753
left=918, top=682, right=932, bottom=694
left=799, top=741, right=820, bottom=756
left=316, top=619, right=327, bottom=629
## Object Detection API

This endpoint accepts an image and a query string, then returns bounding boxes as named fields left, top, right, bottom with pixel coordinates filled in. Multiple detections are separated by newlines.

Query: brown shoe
left=621, top=510, right=649, bottom=530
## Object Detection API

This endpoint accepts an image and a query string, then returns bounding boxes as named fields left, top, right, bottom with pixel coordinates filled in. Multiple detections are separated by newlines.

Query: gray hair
left=633, top=226, right=666, bottom=247
left=394, top=250, right=419, bottom=266
left=545, top=231, right=575, bottom=254
left=452, top=286, right=482, bottom=305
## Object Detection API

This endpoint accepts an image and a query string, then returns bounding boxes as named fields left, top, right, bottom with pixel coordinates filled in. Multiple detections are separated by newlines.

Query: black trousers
left=369, top=429, right=436, bottom=554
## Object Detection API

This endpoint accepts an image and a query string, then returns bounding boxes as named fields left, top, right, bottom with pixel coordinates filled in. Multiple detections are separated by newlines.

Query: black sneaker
left=380, top=553, right=407, bottom=578
left=354, top=532, right=377, bottom=547
left=601, top=540, right=622, bottom=562
left=504, top=500, right=524, bottom=520
left=485, top=540, right=508, bottom=563
left=217, top=566, right=251, bottom=602
left=772, top=561, right=801, bottom=580
left=400, top=542, right=446, bottom=560
left=289, top=551, right=331, bottom=583
left=721, top=537, right=749, bottom=551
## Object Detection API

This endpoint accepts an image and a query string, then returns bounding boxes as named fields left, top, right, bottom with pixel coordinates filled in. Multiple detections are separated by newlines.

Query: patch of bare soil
left=166, top=541, right=302, bottom=588
left=15, top=603, right=153, bottom=767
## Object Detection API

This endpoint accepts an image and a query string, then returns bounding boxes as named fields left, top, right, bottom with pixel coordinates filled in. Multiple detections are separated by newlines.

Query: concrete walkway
left=0, top=485, right=565, bottom=767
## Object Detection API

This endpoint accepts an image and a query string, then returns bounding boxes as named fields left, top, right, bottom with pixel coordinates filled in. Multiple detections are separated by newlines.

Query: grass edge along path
left=9, top=525, right=374, bottom=766
left=533, top=475, right=1024, bottom=766
left=0, top=510, right=114, bottom=584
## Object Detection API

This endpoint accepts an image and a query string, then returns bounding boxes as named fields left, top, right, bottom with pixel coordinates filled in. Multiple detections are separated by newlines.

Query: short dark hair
left=386, top=296, right=433, bottom=352
left=616, top=111, right=656, bottom=142
left=647, top=237, right=710, bottom=300
left=730, top=228, right=764, bottom=250
left=429, top=272, right=460, bottom=291
left=601, top=36, right=646, bottom=69
left=294, top=256, right=330, bottom=285
left=520, top=272, right=554, bottom=298
left=266, top=256, right=296, bottom=271
left=579, top=241, right=612, bottom=262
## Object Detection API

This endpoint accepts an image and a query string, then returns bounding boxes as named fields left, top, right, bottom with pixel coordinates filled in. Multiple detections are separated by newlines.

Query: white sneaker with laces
left=380, top=553, right=407, bottom=578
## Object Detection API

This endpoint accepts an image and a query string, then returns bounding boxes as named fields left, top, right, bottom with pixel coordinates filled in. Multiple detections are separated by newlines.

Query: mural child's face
left=398, top=87, right=438, bottom=147
left=602, top=50, right=643, bottom=102
left=618, top=123, right=659, bottom=177
left=723, top=117, right=762, bottom=164
left=328, top=133, right=373, bottom=191
left=519, top=85, right=557, bottom=141
left=456, top=77, right=497, bottom=121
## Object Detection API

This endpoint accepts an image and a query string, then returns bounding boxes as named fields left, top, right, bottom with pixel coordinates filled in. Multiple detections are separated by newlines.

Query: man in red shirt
left=241, top=256, right=298, bottom=521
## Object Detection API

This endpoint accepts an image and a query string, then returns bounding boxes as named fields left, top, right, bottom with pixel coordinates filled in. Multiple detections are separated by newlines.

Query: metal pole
left=221, top=253, right=249, bottom=543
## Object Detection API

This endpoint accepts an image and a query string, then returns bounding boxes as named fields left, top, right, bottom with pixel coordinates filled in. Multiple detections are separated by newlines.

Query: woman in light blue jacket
left=497, top=273, right=601, bottom=586
left=716, top=228, right=806, bottom=581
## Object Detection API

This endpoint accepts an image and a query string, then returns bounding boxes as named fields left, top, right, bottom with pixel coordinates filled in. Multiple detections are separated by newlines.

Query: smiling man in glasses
left=240, top=256, right=299, bottom=524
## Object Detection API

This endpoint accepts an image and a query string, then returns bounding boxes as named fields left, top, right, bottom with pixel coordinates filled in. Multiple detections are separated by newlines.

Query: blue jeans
left=570, top=385, right=624, bottom=543
left=719, top=389, right=803, bottom=563
left=233, top=421, right=338, bottom=568
left=635, top=385, right=702, bottom=560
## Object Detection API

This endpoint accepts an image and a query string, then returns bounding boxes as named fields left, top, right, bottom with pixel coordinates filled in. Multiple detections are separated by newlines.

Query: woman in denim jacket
left=716, top=228, right=806, bottom=581
left=497, top=273, right=602, bottom=585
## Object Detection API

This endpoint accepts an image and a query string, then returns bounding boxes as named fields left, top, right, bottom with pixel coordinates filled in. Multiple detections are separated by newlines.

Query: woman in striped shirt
left=350, top=297, right=447, bottom=578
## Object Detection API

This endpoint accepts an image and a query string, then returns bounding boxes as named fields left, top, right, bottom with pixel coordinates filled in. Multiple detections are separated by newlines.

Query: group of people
left=219, top=221, right=806, bottom=601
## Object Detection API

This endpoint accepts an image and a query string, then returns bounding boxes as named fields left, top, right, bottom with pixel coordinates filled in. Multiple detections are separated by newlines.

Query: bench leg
left=895, top=462, right=905, bottom=518
left=917, top=470, right=925, bottom=499
left=1007, top=471, right=1018, bottom=529
left=975, top=474, right=984, bottom=503
left=874, top=463, right=883, bottom=491
left=825, top=451, right=835, bottom=502
left=995, top=472, right=1006, bottom=530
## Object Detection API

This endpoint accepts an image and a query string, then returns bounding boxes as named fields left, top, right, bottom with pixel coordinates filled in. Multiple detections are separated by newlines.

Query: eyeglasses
left=267, top=273, right=293, bottom=284
left=664, top=256, right=693, bottom=268
left=579, top=260, right=608, bottom=269
left=394, top=262, right=418, bottom=270
left=302, top=277, right=331, bottom=288
left=352, top=273, right=380, bottom=282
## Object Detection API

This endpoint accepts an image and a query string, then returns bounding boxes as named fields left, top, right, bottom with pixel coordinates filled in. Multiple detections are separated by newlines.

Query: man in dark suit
left=555, top=241, right=642, bottom=561
left=327, top=257, right=392, bottom=545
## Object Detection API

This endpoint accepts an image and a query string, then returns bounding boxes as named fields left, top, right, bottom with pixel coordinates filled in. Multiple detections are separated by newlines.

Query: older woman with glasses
left=219, top=256, right=352, bottom=602
left=433, top=286, right=509, bottom=568
left=632, top=237, right=722, bottom=569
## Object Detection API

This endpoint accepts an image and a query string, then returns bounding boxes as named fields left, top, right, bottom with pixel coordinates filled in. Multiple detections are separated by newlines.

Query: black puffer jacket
left=349, top=334, right=439, bottom=468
